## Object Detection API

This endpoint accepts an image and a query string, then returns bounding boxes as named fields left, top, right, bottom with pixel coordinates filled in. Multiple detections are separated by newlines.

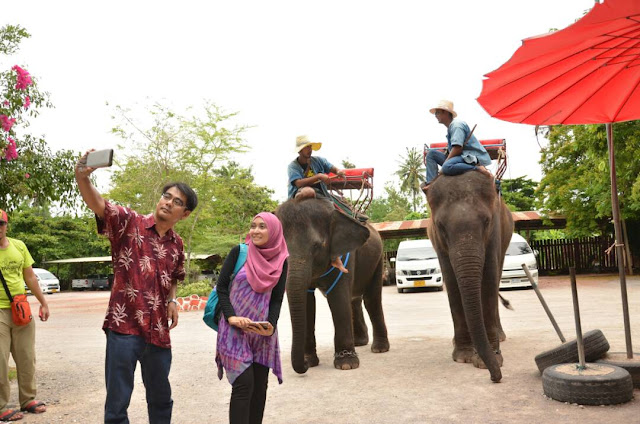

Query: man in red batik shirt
left=75, top=151, right=197, bottom=424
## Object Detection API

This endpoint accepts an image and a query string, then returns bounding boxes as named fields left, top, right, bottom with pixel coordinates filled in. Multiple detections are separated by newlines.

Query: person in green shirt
left=0, top=209, right=50, bottom=422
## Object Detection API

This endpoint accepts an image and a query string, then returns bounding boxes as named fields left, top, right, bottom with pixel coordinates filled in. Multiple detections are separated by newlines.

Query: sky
left=3, top=0, right=598, bottom=204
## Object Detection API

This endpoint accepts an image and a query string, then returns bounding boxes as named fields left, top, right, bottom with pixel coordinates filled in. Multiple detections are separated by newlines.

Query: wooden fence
left=530, top=235, right=618, bottom=275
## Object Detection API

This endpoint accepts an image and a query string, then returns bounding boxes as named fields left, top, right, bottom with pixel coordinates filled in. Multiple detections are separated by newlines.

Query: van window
left=397, top=246, right=438, bottom=261
left=505, top=242, right=533, bottom=256
left=35, top=270, right=57, bottom=280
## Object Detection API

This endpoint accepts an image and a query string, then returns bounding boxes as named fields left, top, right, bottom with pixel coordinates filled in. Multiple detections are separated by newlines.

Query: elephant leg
left=351, top=297, right=369, bottom=347
left=327, top=284, right=359, bottom=370
left=362, top=262, right=390, bottom=353
left=304, top=291, right=319, bottom=367
left=441, top=257, right=474, bottom=363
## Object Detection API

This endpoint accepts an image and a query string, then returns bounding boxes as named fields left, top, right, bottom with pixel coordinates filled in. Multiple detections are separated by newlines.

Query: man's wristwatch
left=167, top=298, right=178, bottom=306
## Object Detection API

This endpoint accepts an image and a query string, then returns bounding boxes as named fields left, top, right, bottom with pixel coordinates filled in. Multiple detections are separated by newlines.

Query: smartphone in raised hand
left=86, top=149, right=113, bottom=168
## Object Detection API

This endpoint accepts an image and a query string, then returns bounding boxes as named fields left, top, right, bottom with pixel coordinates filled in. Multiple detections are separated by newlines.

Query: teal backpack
left=203, top=243, right=248, bottom=331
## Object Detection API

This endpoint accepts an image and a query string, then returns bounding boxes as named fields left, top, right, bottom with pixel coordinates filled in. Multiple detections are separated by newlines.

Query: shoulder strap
left=233, top=243, right=248, bottom=276
left=0, top=270, right=14, bottom=302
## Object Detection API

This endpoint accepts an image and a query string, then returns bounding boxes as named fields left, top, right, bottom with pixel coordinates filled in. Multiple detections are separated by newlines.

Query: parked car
left=71, top=274, right=109, bottom=290
left=27, top=268, right=61, bottom=294
left=499, top=233, right=538, bottom=289
left=394, top=239, right=443, bottom=293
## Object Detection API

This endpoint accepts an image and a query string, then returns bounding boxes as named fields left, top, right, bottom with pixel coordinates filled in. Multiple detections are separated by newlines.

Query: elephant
left=426, top=171, right=513, bottom=383
left=276, top=198, right=390, bottom=373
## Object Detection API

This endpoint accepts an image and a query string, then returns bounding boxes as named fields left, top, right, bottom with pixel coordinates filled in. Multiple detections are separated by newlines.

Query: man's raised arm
left=74, top=150, right=106, bottom=219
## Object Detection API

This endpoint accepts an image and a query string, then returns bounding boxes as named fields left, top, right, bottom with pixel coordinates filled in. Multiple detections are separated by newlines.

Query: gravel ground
left=5, top=274, right=640, bottom=423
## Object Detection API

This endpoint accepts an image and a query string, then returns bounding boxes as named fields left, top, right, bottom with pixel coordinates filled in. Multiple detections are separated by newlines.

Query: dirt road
left=7, top=275, right=640, bottom=423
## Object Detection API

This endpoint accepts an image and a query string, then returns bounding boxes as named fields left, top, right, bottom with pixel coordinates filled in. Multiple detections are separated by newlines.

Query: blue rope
left=307, top=252, right=351, bottom=295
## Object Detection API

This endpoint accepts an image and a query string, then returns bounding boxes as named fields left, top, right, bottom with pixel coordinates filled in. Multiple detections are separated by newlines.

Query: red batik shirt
left=98, top=201, right=186, bottom=348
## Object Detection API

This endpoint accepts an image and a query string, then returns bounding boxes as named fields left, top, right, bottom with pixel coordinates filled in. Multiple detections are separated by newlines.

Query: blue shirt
left=447, top=119, right=492, bottom=166
left=287, top=156, right=334, bottom=199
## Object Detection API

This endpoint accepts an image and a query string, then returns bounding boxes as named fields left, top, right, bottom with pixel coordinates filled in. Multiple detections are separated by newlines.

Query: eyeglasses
left=160, top=192, right=186, bottom=208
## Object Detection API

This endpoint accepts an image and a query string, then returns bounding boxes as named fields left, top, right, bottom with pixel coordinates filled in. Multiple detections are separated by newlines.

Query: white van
left=32, top=268, right=61, bottom=294
left=394, top=239, right=443, bottom=293
left=500, top=233, right=538, bottom=289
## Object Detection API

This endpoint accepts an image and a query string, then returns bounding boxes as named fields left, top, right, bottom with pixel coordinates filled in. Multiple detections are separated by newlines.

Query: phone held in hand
left=86, top=149, right=114, bottom=168
left=251, top=321, right=270, bottom=330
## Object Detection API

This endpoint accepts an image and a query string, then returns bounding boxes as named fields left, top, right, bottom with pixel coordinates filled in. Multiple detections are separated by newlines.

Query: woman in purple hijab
left=215, top=212, right=289, bottom=424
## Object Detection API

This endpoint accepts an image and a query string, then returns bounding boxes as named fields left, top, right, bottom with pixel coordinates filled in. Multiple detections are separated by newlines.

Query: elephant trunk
left=451, top=244, right=502, bottom=383
left=286, top=257, right=311, bottom=374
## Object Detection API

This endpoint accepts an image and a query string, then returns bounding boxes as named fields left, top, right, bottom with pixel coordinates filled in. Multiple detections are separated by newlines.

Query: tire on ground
left=535, top=329, right=609, bottom=374
left=596, top=352, right=640, bottom=388
left=542, top=363, right=633, bottom=405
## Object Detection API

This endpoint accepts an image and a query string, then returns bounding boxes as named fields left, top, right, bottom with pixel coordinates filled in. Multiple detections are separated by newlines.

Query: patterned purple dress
left=216, top=268, right=283, bottom=384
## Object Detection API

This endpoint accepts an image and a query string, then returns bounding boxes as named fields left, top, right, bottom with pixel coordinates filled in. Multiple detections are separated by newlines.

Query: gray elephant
left=426, top=171, right=513, bottom=383
left=276, top=198, right=390, bottom=373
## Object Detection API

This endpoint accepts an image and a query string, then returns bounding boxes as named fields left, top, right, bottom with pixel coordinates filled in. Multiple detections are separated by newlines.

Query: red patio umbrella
left=477, top=0, right=640, bottom=358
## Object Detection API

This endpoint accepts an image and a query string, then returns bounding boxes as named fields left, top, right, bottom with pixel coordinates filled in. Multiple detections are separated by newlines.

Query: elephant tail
left=499, top=294, right=514, bottom=311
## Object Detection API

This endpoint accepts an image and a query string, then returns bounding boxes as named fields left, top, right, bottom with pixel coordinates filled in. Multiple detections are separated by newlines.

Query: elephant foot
left=452, top=347, right=475, bottom=363
left=304, top=353, right=320, bottom=368
left=334, top=350, right=359, bottom=370
left=354, top=335, right=369, bottom=347
left=472, top=351, right=504, bottom=369
left=371, top=338, right=390, bottom=353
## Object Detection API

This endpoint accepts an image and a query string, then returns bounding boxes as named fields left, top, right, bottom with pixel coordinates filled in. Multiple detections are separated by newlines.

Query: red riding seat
left=424, top=139, right=507, bottom=180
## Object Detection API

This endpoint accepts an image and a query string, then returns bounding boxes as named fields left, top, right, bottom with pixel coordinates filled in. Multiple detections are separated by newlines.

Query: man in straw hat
left=0, top=209, right=50, bottom=422
left=287, top=135, right=349, bottom=272
left=287, top=135, right=345, bottom=200
left=423, top=100, right=492, bottom=192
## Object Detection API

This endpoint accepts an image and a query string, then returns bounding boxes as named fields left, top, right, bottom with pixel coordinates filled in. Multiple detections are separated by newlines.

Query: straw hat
left=429, top=100, right=457, bottom=118
left=295, top=135, right=322, bottom=153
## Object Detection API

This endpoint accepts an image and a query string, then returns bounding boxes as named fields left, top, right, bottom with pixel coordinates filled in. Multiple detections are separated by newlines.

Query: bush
left=176, top=280, right=213, bottom=298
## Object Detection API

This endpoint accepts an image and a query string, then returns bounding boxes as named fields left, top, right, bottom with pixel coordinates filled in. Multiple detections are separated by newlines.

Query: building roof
left=370, top=211, right=565, bottom=239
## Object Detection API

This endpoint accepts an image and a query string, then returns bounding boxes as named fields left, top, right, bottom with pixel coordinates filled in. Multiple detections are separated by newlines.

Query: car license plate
left=414, top=280, right=426, bottom=287
left=51, top=289, right=58, bottom=293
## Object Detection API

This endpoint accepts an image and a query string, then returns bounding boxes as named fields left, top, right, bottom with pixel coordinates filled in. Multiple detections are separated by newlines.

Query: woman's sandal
left=20, top=400, right=46, bottom=414
left=0, top=409, right=24, bottom=421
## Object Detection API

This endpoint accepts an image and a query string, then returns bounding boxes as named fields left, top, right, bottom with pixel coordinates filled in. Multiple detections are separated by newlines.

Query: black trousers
left=230, top=363, right=269, bottom=424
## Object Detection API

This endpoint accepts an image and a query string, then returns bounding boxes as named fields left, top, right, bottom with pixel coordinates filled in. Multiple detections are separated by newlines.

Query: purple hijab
left=244, top=212, right=289, bottom=293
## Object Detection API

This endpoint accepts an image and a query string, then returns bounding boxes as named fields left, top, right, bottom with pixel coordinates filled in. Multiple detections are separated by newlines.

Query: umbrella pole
left=606, top=123, right=633, bottom=359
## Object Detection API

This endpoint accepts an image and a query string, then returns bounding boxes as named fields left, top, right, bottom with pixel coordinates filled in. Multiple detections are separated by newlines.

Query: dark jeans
left=230, top=363, right=270, bottom=424
left=104, top=330, right=173, bottom=424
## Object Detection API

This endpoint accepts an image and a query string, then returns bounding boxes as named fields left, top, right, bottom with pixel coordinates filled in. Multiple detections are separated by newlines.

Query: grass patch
left=8, top=367, right=16, bottom=381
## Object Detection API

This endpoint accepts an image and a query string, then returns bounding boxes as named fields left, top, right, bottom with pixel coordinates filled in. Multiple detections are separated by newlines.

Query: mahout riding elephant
left=426, top=171, right=513, bottom=383
left=276, top=198, right=390, bottom=373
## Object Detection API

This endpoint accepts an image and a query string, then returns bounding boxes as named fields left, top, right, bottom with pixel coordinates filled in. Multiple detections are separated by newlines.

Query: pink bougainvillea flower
left=25, top=173, right=31, bottom=179
left=24, top=96, right=30, bottom=109
left=3, top=137, right=18, bottom=161
left=12, top=65, right=33, bottom=90
left=2, top=100, right=9, bottom=106
left=0, top=114, right=16, bottom=132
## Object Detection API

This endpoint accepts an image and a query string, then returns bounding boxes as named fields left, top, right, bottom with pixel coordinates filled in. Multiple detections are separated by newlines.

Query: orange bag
left=1, top=270, right=33, bottom=326
left=10, top=294, right=32, bottom=326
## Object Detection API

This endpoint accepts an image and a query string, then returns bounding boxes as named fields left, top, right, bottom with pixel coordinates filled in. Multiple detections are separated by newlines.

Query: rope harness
left=307, top=252, right=351, bottom=296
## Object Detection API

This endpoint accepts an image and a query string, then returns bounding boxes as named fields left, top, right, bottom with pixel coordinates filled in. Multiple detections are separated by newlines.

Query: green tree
left=395, top=147, right=426, bottom=212
left=341, top=159, right=356, bottom=169
left=537, top=122, right=640, bottom=236
left=369, top=183, right=413, bottom=222
left=108, top=102, right=276, bottom=279
left=501, top=176, right=538, bottom=211
left=1, top=25, right=79, bottom=211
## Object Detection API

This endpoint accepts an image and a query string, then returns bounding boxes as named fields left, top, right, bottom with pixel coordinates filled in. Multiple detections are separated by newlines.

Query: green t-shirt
left=0, top=237, right=34, bottom=309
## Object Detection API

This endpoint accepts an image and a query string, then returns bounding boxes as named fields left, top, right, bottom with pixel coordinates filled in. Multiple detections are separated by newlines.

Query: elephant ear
left=329, top=210, right=370, bottom=259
